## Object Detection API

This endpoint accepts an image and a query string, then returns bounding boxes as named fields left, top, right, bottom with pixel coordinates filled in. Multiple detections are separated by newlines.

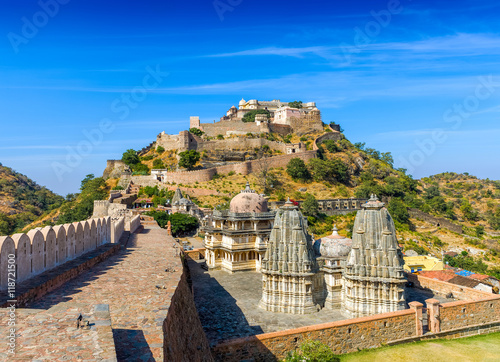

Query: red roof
left=469, top=273, right=493, bottom=281
left=135, top=198, right=153, bottom=203
left=418, top=270, right=456, bottom=282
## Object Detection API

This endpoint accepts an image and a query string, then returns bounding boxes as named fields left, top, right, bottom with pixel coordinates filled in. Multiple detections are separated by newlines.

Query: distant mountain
left=0, top=163, right=64, bottom=235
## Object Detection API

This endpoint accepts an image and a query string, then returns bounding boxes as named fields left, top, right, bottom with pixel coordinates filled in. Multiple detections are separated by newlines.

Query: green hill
left=0, top=163, right=64, bottom=235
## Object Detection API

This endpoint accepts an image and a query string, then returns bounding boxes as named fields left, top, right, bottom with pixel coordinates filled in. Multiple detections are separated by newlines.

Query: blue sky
left=1, top=0, right=500, bottom=195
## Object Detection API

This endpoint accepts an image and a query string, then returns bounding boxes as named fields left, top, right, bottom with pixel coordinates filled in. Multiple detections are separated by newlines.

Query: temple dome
left=314, top=226, right=352, bottom=258
left=229, top=182, right=268, bottom=213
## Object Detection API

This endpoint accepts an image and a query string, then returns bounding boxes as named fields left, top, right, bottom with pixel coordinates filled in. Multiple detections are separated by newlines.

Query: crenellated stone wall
left=129, top=215, right=141, bottom=234
left=0, top=217, right=122, bottom=290
left=158, top=151, right=317, bottom=184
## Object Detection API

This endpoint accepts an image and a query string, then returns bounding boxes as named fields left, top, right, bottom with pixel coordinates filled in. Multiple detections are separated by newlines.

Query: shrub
left=287, top=100, right=303, bottom=109
left=132, top=162, right=149, bottom=174
left=189, top=127, right=204, bottom=137
left=242, top=109, right=270, bottom=123
left=217, top=134, right=224, bottom=140
left=322, top=140, right=340, bottom=153
left=283, top=340, right=339, bottom=362
left=152, top=158, right=165, bottom=169
left=156, top=146, right=165, bottom=153
left=141, top=154, right=155, bottom=161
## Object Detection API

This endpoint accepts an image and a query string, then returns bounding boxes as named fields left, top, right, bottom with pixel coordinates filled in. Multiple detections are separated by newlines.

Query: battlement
left=0, top=217, right=123, bottom=291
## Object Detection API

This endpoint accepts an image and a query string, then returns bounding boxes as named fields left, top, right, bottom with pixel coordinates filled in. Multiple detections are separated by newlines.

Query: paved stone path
left=0, top=221, right=180, bottom=361
left=190, top=259, right=348, bottom=345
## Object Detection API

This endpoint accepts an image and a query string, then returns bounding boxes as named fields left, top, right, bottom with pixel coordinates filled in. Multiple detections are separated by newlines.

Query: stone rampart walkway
left=0, top=221, right=181, bottom=361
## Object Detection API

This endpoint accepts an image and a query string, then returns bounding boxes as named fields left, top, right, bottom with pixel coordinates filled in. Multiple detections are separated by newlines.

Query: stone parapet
left=212, top=308, right=417, bottom=361
left=0, top=217, right=113, bottom=290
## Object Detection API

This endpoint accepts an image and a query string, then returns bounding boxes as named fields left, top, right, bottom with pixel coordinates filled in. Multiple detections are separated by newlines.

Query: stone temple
left=314, top=225, right=352, bottom=309
left=259, top=199, right=324, bottom=314
left=203, top=182, right=275, bottom=272
left=342, top=194, right=407, bottom=317
left=259, top=194, right=407, bottom=317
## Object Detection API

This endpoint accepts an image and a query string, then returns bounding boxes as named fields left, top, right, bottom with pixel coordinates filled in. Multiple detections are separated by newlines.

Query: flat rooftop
left=189, top=259, right=455, bottom=346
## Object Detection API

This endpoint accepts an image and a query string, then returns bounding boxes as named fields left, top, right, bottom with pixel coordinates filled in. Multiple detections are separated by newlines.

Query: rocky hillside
left=0, top=163, right=64, bottom=235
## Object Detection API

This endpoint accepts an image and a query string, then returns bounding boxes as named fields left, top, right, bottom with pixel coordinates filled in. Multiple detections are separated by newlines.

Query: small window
left=417, top=268, right=422, bottom=272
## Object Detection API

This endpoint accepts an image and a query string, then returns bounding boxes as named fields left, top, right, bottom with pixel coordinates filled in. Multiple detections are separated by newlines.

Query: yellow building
left=403, top=255, right=443, bottom=273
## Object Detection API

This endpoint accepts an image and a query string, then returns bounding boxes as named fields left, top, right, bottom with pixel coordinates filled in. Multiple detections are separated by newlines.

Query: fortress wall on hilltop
left=0, top=217, right=121, bottom=290
left=161, top=150, right=317, bottom=184
left=314, top=129, right=342, bottom=150
left=196, top=138, right=289, bottom=153
left=199, top=119, right=262, bottom=137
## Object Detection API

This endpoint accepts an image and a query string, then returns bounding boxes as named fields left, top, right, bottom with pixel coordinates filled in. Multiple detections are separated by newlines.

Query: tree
left=388, top=198, right=410, bottom=225
left=152, top=195, right=167, bottom=207
left=189, top=127, right=204, bottom=137
left=144, top=210, right=199, bottom=236
left=178, top=150, right=200, bottom=170
left=287, top=158, right=311, bottom=181
left=58, top=175, right=107, bottom=224
left=80, top=174, right=95, bottom=191
left=308, top=158, right=330, bottom=183
left=242, top=109, right=270, bottom=123
left=122, top=149, right=139, bottom=166
left=354, top=142, right=366, bottom=151
left=328, top=159, right=349, bottom=183
left=381, top=152, right=394, bottom=166
left=287, top=100, right=303, bottom=109
left=302, top=194, right=319, bottom=217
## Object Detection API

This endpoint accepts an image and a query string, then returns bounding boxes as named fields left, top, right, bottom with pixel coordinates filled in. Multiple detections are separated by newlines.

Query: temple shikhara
left=342, top=195, right=407, bottom=317
left=259, top=199, right=323, bottom=314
